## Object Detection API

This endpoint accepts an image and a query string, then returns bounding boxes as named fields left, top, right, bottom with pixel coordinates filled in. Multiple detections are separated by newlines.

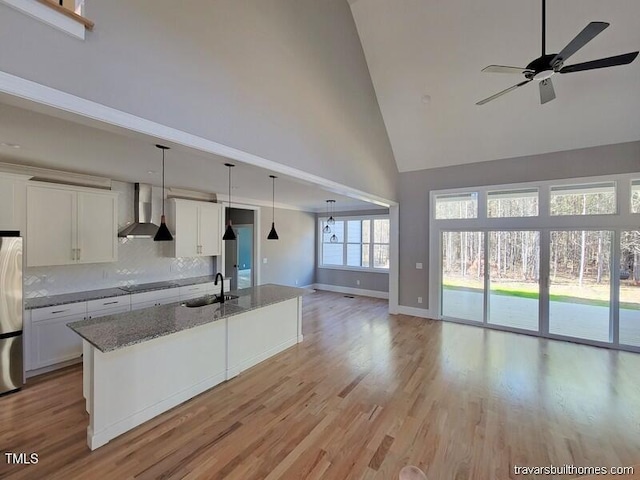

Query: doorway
left=224, top=208, right=255, bottom=290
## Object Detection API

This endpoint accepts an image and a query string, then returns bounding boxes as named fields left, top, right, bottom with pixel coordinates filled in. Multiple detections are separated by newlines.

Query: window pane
left=347, top=221, right=362, bottom=243
left=323, top=220, right=344, bottom=243
left=362, top=220, right=370, bottom=243
left=362, top=243, right=370, bottom=267
left=550, top=182, right=616, bottom=216
left=435, top=193, right=478, bottom=219
left=373, top=244, right=389, bottom=268
left=487, top=188, right=538, bottom=218
left=374, top=219, right=389, bottom=243
left=631, top=180, right=640, bottom=214
left=322, top=243, right=343, bottom=265
left=347, top=244, right=362, bottom=267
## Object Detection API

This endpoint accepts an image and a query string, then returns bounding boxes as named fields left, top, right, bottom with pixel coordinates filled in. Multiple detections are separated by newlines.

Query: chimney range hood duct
left=118, top=183, right=160, bottom=238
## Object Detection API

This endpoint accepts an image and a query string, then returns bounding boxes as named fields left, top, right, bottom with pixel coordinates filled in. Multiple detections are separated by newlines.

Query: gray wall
left=260, top=207, right=315, bottom=287
left=398, top=141, right=640, bottom=310
left=0, top=0, right=397, bottom=201
left=315, top=209, right=389, bottom=293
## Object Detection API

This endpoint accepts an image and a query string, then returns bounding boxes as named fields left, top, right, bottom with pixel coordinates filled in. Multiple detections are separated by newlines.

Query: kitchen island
left=67, top=284, right=310, bottom=450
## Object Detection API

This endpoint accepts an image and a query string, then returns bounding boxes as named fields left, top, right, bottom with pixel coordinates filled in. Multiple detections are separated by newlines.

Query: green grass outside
left=443, top=284, right=640, bottom=311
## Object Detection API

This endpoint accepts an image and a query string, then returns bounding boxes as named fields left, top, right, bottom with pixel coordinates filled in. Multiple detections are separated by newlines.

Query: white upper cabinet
left=26, top=183, right=118, bottom=267
left=77, top=192, right=118, bottom=264
left=168, top=199, right=222, bottom=258
left=0, top=173, right=31, bottom=232
left=198, top=202, right=222, bottom=256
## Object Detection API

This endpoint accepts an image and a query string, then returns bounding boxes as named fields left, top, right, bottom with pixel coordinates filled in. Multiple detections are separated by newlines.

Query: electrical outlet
left=417, top=296, right=423, bottom=304
left=416, top=263, right=423, bottom=269
left=263, top=258, right=268, bottom=264
left=356, top=280, right=360, bottom=286
left=295, top=280, right=298, bottom=285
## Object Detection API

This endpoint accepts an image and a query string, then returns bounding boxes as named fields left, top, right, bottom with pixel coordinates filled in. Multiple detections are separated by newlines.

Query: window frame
left=318, top=214, right=390, bottom=272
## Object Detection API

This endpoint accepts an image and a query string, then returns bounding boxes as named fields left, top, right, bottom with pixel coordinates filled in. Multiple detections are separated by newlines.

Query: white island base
left=82, top=297, right=303, bottom=450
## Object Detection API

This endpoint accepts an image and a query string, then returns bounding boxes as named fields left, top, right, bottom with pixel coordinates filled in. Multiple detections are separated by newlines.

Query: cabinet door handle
left=102, top=301, right=119, bottom=305
left=52, top=309, right=69, bottom=314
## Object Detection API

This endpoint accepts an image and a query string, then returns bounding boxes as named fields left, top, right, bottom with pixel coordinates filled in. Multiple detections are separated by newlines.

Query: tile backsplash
left=24, top=180, right=216, bottom=298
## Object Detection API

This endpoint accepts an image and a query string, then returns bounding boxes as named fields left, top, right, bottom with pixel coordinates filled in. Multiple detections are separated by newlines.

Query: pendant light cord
left=272, top=176, right=275, bottom=222
left=162, top=148, right=166, bottom=216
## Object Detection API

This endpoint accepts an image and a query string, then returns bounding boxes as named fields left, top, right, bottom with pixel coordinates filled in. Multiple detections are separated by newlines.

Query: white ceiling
left=0, top=100, right=380, bottom=212
left=349, top=0, right=640, bottom=172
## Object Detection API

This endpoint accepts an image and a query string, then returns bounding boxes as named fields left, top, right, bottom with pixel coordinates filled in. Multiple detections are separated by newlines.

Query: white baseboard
left=26, top=356, right=82, bottom=378
left=88, top=371, right=227, bottom=450
left=312, top=283, right=389, bottom=299
left=396, top=305, right=438, bottom=319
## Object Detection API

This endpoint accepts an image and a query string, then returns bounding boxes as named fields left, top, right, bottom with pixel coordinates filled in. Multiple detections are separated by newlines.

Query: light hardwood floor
left=1, top=291, right=640, bottom=479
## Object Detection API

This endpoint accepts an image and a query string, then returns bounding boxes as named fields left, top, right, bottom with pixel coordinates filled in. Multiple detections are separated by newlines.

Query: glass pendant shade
left=323, top=224, right=331, bottom=234
left=154, top=145, right=173, bottom=242
left=330, top=233, right=338, bottom=243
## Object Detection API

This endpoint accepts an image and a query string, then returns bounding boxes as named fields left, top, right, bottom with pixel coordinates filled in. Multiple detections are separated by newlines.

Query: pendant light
left=153, top=144, right=173, bottom=242
left=329, top=200, right=338, bottom=243
left=327, top=199, right=336, bottom=226
left=267, top=175, right=279, bottom=240
left=323, top=200, right=332, bottom=234
left=222, top=163, right=237, bottom=241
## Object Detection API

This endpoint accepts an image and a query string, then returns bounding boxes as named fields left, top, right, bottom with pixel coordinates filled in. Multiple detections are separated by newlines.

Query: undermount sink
left=182, top=294, right=239, bottom=308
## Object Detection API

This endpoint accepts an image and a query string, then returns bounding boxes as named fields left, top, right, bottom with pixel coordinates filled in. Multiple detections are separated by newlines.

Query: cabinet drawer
left=87, top=296, right=130, bottom=314
left=31, top=302, right=87, bottom=322
left=130, top=288, right=180, bottom=305
left=179, top=283, right=211, bottom=300
left=87, top=305, right=131, bottom=320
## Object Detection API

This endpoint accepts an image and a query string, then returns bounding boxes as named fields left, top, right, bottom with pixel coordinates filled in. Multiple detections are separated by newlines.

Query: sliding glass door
left=488, top=231, right=540, bottom=331
left=620, top=231, right=640, bottom=347
left=441, top=231, right=484, bottom=322
left=548, top=231, right=612, bottom=342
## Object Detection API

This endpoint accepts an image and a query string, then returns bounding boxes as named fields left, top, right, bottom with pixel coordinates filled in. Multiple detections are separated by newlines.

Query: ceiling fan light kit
left=477, top=0, right=638, bottom=106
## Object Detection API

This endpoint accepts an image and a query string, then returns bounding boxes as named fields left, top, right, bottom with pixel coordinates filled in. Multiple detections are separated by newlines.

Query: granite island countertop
left=24, top=275, right=230, bottom=310
left=67, top=284, right=313, bottom=353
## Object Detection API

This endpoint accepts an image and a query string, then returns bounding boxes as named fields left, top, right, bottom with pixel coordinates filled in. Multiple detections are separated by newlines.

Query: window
left=320, top=217, right=389, bottom=270
left=487, top=188, right=538, bottom=217
left=435, top=193, right=478, bottom=219
left=550, top=182, right=616, bottom=216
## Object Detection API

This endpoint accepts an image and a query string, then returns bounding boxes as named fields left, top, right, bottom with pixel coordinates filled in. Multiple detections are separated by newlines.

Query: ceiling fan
left=476, top=0, right=639, bottom=105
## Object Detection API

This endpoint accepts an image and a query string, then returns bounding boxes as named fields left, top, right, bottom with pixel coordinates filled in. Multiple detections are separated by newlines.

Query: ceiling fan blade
left=476, top=80, right=532, bottom=105
left=560, top=51, right=639, bottom=73
left=539, top=78, right=556, bottom=104
left=482, top=65, right=532, bottom=74
left=552, top=22, right=609, bottom=65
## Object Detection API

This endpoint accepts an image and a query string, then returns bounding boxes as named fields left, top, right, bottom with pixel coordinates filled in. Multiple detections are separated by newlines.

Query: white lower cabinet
left=31, top=312, right=84, bottom=370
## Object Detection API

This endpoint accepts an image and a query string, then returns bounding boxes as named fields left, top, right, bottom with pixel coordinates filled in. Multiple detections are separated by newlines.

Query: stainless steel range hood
left=118, top=183, right=160, bottom=238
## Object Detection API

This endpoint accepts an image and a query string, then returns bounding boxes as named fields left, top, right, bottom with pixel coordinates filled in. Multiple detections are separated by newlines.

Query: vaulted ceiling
left=348, top=0, right=640, bottom=172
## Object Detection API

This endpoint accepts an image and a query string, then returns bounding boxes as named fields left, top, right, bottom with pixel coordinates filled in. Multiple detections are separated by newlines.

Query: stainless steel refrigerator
left=0, top=231, right=23, bottom=395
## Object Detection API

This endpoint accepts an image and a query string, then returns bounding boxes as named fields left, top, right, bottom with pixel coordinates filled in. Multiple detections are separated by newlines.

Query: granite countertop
left=24, top=275, right=230, bottom=310
left=67, top=284, right=313, bottom=353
